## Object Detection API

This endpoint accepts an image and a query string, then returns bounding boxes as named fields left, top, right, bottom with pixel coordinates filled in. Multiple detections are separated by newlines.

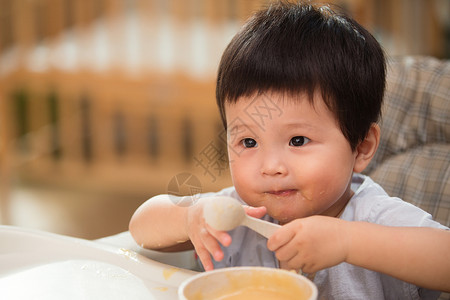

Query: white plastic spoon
left=203, top=196, right=281, bottom=238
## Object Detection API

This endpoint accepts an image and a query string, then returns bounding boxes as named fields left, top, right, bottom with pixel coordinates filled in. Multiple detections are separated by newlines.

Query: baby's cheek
left=315, top=163, right=352, bottom=194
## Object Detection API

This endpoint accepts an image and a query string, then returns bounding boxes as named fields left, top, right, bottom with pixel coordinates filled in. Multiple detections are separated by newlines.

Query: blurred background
left=0, top=0, right=449, bottom=239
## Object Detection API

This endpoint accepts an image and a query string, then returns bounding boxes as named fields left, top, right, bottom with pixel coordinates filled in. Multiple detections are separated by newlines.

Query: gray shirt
left=197, top=174, right=447, bottom=299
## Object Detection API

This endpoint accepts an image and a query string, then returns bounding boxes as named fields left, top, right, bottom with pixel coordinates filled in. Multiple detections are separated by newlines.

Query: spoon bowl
left=203, top=196, right=280, bottom=238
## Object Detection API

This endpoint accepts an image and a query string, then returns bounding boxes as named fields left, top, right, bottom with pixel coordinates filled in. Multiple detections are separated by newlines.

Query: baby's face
left=225, top=91, right=356, bottom=224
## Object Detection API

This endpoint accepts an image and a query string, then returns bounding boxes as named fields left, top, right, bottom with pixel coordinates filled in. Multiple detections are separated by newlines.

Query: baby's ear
left=353, top=123, right=380, bottom=173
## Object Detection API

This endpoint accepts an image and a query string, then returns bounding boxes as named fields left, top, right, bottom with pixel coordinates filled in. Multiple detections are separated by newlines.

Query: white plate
left=0, top=225, right=198, bottom=299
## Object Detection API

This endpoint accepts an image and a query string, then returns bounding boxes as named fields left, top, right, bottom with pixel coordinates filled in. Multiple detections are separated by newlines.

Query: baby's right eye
left=242, top=138, right=258, bottom=148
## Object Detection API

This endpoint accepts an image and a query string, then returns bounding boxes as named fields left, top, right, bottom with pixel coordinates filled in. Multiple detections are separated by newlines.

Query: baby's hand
left=185, top=199, right=232, bottom=271
left=186, top=200, right=267, bottom=271
left=267, top=216, right=350, bottom=273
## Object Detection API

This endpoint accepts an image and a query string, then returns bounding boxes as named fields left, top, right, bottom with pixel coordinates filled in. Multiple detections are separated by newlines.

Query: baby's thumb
left=244, top=205, right=267, bottom=218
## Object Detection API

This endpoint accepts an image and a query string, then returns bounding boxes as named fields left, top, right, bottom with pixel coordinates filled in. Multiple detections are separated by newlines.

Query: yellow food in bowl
left=214, top=286, right=305, bottom=300
left=179, top=267, right=317, bottom=300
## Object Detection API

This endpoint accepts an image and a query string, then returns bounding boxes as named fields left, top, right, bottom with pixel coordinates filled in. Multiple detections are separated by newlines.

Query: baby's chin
left=268, top=203, right=317, bottom=224
left=268, top=210, right=301, bottom=225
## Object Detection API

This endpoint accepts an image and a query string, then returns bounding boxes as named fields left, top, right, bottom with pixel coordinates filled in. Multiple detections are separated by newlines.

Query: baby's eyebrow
left=226, top=119, right=258, bottom=133
left=227, top=124, right=246, bottom=133
left=226, top=121, right=260, bottom=143
left=227, top=125, right=255, bottom=139
left=282, top=122, right=316, bottom=130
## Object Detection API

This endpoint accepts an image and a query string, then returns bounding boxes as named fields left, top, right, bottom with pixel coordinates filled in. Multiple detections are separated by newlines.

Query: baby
left=130, top=2, right=450, bottom=298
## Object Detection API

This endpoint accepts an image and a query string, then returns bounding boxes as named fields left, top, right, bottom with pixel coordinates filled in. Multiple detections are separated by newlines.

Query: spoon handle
left=242, top=216, right=281, bottom=239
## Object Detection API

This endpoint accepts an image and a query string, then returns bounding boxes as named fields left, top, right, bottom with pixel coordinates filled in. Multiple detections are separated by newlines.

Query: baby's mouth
left=265, top=189, right=297, bottom=196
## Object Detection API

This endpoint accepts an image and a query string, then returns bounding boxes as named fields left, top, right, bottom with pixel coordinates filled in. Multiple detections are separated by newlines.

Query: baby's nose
left=260, top=150, right=288, bottom=176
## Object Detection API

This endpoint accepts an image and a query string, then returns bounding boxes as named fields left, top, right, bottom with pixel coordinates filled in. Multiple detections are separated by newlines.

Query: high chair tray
left=0, top=225, right=197, bottom=299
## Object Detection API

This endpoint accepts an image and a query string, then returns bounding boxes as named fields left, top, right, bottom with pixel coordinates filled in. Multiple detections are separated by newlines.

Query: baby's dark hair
left=216, top=1, right=386, bottom=150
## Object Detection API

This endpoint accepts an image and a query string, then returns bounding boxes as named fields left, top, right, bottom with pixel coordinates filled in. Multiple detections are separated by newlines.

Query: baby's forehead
left=224, top=90, right=341, bottom=130
left=227, top=91, right=336, bottom=118
left=225, top=90, right=331, bottom=113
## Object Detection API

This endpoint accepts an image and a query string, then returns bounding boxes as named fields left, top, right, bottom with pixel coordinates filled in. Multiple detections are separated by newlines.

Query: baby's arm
left=129, top=195, right=194, bottom=251
left=129, top=195, right=264, bottom=270
left=267, top=216, right=450, bottom=292
left=345, top=221, right=450, bottom=292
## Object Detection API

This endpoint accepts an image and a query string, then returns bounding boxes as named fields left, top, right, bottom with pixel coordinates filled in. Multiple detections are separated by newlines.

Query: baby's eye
left=242, top=138, right=258, bottom=148
left=289, top=136, right=310, bottom=147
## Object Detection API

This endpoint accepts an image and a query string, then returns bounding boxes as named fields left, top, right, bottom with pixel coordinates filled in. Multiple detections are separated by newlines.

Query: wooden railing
left=0, top=70, right=232, bottom=200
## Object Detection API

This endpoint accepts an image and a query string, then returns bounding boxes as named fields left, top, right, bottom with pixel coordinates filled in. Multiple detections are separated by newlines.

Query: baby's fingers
left=244, top=205, right=267, bottom=219
left=199, top=227, right=225, bottom=263
left=206, top=224, right=232, bottom=247
left=194, top=242, right=214, bottom=271
left=267, top=225, right=295, bottom=252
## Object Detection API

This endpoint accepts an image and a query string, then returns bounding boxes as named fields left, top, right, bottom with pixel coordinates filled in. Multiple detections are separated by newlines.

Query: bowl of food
left=178, top=266, right=317, bottom=300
